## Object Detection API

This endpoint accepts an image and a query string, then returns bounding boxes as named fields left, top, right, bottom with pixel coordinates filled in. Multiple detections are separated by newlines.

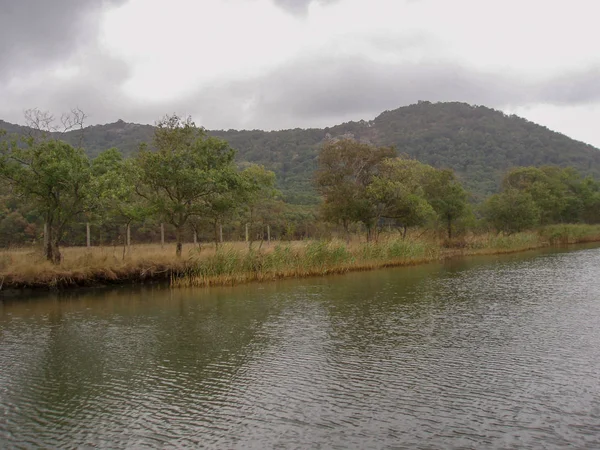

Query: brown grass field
left=2, top=224, right=600, bottom=291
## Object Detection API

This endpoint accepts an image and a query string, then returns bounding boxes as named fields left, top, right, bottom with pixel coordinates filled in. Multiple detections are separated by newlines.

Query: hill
left=3, top=102, right=600, bottom=203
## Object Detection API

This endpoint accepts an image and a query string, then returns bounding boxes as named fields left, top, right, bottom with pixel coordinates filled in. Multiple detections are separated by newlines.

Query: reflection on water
left=2, top=247, right=600, bottom=448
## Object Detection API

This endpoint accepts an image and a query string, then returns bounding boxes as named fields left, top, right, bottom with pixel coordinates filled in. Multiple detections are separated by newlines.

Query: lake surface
left=2, top=247, right=600, bottom=449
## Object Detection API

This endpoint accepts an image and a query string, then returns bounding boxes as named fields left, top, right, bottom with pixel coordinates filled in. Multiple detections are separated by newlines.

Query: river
left=2, top=246, right=600, bottom=448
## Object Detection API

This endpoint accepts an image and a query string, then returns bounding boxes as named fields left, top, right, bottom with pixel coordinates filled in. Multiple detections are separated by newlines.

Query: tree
left=315, top=138, right=395, bottom=241
left=503, top=166, right=585, bottom=225
left=483, top=188, right=540, bottom=234
left=239, top=164, right=279, bottom=247
left=92, top=148, right=148, bottom=256
left=135, top=114, right=239, bottom=257
left=0, top=136, right=92, bottom=262
left=368, top=157, right=436, bottom=238
left=422, top=168, right=469, bottom=240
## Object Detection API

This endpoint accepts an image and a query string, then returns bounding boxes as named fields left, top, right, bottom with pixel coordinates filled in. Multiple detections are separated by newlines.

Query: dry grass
left=3, top=224, right=600, bottom=291
left=0, top=241, right=312, bottom=289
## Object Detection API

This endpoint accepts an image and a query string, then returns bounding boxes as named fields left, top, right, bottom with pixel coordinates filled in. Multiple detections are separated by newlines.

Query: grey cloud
left=2, top=42, right=600, bottom=132
left=536, top=67, right=600, bottom=105
left=0, top=49, right=133, bottom=125
left=190, top=57, right=530, bottom=129
left=0, top=0, right=126, bottom=80
left=272, top=0, right=337, bottom=14
left=185, top=57, right=599, bottom=130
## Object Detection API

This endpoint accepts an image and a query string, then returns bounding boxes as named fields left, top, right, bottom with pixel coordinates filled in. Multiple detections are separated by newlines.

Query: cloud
left=3, top=49, right=600, bottom=134
left=536, top=67, right=600, bottom=106
left=272, top=0, right=338, bottom=14
left=0, top=0, right=126, bottom=80
left=1, top=0, right=600, bottom=148
left=272, top=0, right=312, bottom=14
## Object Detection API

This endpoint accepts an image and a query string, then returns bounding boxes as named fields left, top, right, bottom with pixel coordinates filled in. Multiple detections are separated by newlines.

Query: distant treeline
left=2, top=111, right=600, bottom=263
left=4, top=101, right=600, bottom=204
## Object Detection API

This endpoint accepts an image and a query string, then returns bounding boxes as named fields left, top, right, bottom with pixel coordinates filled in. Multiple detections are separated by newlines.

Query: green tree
left=315, top=138, right=395, bottom=241
left=239, top=164, right=279, bottom=246
left=483, top=188, right=540, bottom=234
left=92, top=148, right=148, bottom=256
left=0, top=135, right=92, bottom=262
left=135, top=114, right=239, bottom=256
left=368, top=157, right=436, bottom=238
left=503, top=166, right=584, bottom=224
left=423, top=168, right=469, bottom=240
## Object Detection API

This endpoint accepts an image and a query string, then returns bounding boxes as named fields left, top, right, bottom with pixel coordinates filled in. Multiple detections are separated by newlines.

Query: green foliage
left=421, top=168, right=470, bottom=239
left=368, top=158, right=436, bottom=229
left=537, top=224, right=600, bottom=245
left=239, top=164, right=280, bottom=241
left=484, top=232, right=540, bottom=250
left=6, top=101, right=600, bottom=203
left=483, top=166, right=600, bottom=234
left=183, top=237, right=436, bottom=284
left=135, top=114, right=240, bottom=256
left=315, top=138, right=395, bottom=237
left=92, top=148, right=148, bottom=226
left=482, top=189, right=540, bottom=234
left=0, top=136, right=92, bottom=262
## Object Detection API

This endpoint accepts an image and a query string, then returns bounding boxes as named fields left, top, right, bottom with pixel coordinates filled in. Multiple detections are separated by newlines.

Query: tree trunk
left=245, top=223, right=249, bottom=243
left=43, top=219, right=57, bottom=263
left=214, top=220, right=220, bottom=249
left=161, top=223, right=165, bottom=248
left=343, top=220, right=350, bottom=244
left=402, top=225, right=407, bottom=240
left=86, top=222, right=91, bottom=248
left=44, top=235, right=53, bottom=262
left=43, top=222, right=49, bottom=257
left=45, top=224, right=61, bottom=264
left=267, top=225, right=271, bottom=244
left=447, top=217, right=452, bottom=240
left=193, top=230, right=197, bottom=246
left=219, top=223, right=223, bottom=244
left=175, top=226, right=183, bottom=257
left=123, top=222, right=131, bottom=261
left=51, top=240, right=61, bottom=264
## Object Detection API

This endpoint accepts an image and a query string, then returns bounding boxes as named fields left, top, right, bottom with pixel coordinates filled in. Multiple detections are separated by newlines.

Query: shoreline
left=2, top=225, right=600, bottom=295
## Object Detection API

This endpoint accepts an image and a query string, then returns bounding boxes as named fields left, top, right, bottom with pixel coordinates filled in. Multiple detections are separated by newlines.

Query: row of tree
left=3, top=112, right=600, bottom=263
left=316, top=139, right=469, bottom=241
left=315, top=139, right=600, bottom=241
left=0, top=114, right=278, bottom=262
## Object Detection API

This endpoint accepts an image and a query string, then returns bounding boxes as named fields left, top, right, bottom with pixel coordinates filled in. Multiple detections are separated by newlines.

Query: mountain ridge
left=2, top=101, right=600, bottom=203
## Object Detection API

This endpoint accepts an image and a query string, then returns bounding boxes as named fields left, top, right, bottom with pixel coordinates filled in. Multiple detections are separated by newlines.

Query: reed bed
left=3, top=224, right=600, bottom=291
left=173, top=237, right=440, bottom=288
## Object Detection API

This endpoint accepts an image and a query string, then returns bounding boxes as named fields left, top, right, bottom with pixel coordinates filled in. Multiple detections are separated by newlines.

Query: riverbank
left=2, top=224, right=600, bottom=292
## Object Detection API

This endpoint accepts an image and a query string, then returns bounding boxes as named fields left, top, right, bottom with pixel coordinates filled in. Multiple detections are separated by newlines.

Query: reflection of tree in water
left=0, top=284, right=287, bottom=447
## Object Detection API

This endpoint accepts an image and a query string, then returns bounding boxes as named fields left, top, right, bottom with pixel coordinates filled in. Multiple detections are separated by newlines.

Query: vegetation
left=4, top=101, right=599, bottom=203
left=2, top=224, right=600, bottom=290
left=2, top=103, right=600, bottom=290
left=0, top=130, right=92, bottom=263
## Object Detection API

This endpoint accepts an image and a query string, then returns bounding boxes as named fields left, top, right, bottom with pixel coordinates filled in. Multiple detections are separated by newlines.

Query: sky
left=1, top=0, right=599, bottom=146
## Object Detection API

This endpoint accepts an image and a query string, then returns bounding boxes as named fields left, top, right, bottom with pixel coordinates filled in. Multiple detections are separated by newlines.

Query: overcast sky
left=1, top=0, right=599, bottom=146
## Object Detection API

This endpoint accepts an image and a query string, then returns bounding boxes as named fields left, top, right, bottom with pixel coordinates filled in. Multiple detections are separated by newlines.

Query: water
left=2, top=247, right=600, bottom=449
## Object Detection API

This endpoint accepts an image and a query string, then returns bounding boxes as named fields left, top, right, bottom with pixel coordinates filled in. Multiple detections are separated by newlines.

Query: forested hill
left=2, top=102, right=600, bottom=203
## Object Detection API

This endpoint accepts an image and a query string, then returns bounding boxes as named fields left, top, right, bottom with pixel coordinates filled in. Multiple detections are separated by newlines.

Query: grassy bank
left=2, top=224, right=600, bottom=291
left=174, top=224, right=600, bottom=288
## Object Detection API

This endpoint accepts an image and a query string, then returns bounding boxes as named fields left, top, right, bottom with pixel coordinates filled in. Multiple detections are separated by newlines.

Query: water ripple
left=3, top=248, right=600, bottom=448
